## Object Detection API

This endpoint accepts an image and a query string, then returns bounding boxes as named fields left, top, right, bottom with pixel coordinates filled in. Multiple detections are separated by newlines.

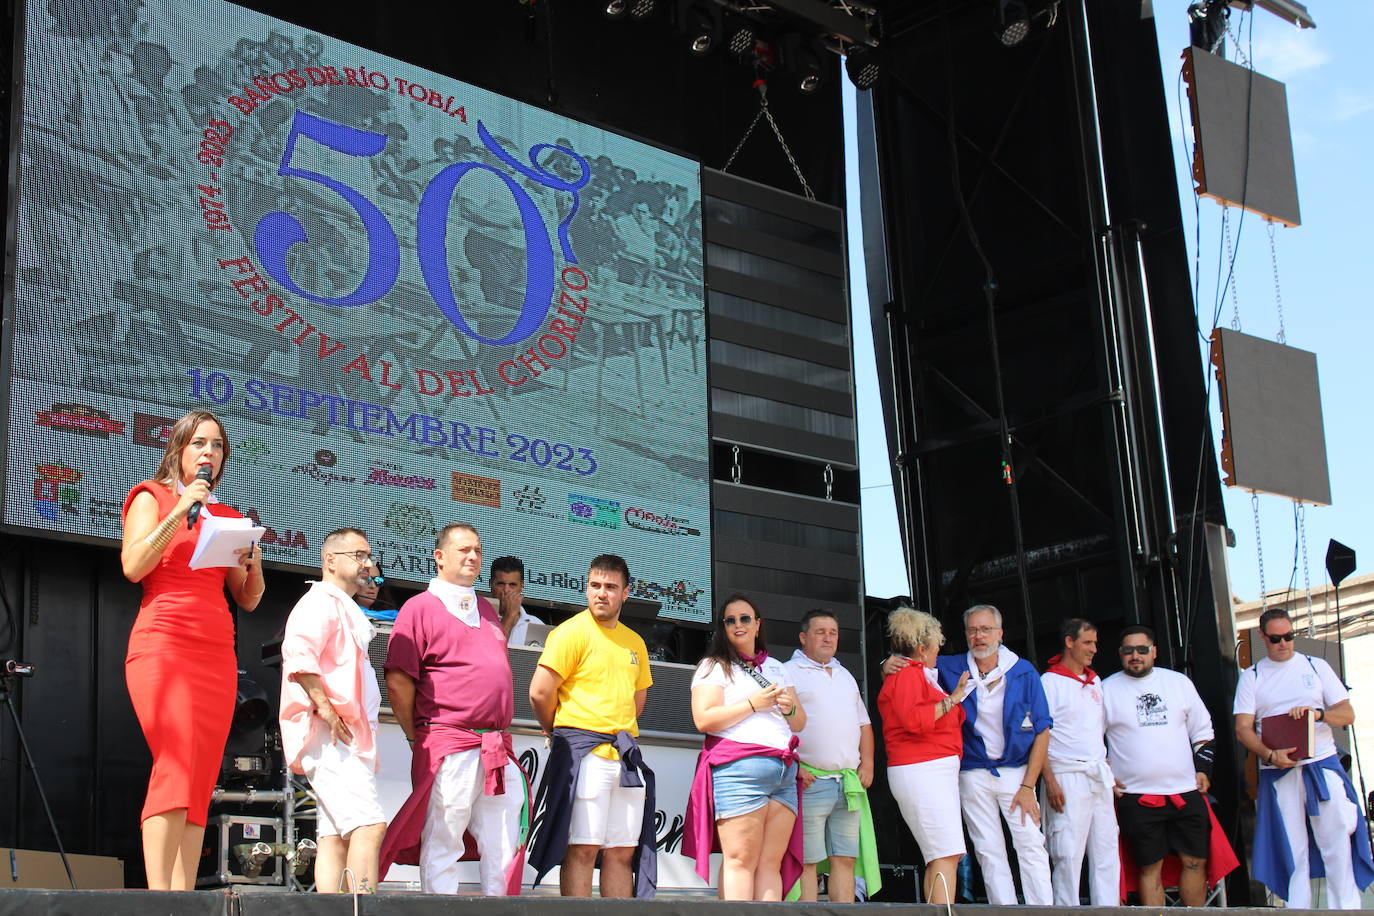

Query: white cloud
left=1252, top=23, right=1329, bottom=81
left=1326, top=88, right=1374, bottom=122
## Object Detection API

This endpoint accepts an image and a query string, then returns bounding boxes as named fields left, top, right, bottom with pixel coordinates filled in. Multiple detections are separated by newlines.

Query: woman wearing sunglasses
left=120, top=410, right=264, bottom=889
left=684, top=595, right=807, bottom=900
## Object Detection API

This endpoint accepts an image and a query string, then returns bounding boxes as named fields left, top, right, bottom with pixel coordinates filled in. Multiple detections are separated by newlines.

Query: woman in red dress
left=120, top=410, right=264, bottom=889
left=879, top=607, right=970, bottom=905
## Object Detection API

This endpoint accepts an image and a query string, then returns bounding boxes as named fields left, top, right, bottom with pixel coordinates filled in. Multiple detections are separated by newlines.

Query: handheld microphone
left=187, top=463, right=213, bottom=528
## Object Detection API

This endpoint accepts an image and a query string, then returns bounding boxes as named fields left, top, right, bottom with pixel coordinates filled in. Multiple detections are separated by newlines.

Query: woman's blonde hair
left=888, top=606, right=945, bottom=657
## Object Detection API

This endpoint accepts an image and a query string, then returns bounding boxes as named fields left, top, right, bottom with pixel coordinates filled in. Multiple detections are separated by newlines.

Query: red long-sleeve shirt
left=879, top=662, right=965, bottom=766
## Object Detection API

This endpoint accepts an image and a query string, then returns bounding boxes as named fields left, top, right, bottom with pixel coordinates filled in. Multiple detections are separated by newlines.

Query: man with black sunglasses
left=1233, top=608, right=1373, bottom=909
left=1102, top=625, right=1216, bottom=906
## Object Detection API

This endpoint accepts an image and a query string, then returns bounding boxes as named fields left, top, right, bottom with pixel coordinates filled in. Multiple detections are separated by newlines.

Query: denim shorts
left=801, top=776, right=860, bottom=862
left=711, top=755, right=799, bottom=819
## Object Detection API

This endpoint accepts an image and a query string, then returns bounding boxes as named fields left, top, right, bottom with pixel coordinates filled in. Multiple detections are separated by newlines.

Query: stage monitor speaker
left=1183, top=46, right=1301, bottom=227
left=1210, top=328, right=1330, bottom=505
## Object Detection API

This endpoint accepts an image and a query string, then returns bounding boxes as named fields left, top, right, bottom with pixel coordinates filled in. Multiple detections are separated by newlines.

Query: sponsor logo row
left=31, top=405, right=701, bottom=539
left=26, top=460, right=706, bottom=613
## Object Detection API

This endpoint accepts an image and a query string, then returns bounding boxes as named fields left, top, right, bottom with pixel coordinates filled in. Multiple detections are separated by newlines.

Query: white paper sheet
left=188, top=512, right=266, bottom=570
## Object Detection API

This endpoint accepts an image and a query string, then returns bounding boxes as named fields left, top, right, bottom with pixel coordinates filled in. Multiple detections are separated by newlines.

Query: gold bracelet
left=144, top=514, right=179, bottom=552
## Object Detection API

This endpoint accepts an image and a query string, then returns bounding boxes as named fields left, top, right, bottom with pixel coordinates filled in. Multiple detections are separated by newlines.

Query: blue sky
left=846, top=5, right=1373, bottom=606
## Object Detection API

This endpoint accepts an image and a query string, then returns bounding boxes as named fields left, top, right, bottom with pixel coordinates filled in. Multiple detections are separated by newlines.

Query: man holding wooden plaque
left=1233, top=608, right=1373, bottom=909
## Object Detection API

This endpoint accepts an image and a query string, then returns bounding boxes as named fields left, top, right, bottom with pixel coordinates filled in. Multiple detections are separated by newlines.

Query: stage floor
left=0, top=889, right=1353, bottom=916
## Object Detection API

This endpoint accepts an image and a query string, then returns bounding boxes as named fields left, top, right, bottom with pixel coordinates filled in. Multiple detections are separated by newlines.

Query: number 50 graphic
left=254, top=111, right=590, bottom=347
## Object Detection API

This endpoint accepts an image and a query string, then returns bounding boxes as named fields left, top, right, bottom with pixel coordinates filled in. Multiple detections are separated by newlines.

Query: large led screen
left=3, top=0, right=712, bottom=621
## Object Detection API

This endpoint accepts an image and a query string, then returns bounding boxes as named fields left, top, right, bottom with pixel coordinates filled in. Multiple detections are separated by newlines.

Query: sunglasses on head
left=1120, top=645, right=1152, bottom=656
left=724, top=614, right=754, bottom=627
left=1266, top=632, right=1296, bottom=644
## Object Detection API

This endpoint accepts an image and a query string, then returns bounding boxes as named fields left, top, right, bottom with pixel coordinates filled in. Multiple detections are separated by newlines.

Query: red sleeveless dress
left=123, top=480, right=243, bottom=827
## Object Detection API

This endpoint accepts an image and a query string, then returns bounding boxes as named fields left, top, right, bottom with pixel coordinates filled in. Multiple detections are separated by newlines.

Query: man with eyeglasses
left=1102, top=625, right=1216, bottom=906
left=935, top=604, right=1053, bottom=905
left=1233, top=608, right=1373, bottom=909
left=379, top=523, right=527, bottom=896
left=279, top=527, right=387, bottom=893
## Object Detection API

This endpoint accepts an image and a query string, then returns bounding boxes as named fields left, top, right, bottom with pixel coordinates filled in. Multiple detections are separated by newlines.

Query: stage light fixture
left=782, top=33, right=828, bottom=94
left=604, top=0, right=628, bottom=19
left=995, top=0, right=1031, bottom=46
left=236, top=842, right=273, bottom=879
left=630, top=0, right=657, bottom=20
left=676, top=1, right=720, bottom=55
left=286, top=838, right=318, bottom=877
left=726, top=22, right=756, bottom=60
left=845, top=45, right=880, bottom=90
left=231, top=670, right=271, bottom=732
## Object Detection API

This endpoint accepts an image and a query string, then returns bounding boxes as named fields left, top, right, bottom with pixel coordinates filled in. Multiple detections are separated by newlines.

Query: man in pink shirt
left=379, top=523, right=526, bottom=895
left=279, top=527, right=386, bottom=893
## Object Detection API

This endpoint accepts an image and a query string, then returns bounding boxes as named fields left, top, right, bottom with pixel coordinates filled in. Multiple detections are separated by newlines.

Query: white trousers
left=959, top=766, right=1052, bottom=905
left=1044, top=767, right=1120, bottom=906
left=1273, top=765, right=1362, bottom=910
left=420, top=747, right=524, bottom=896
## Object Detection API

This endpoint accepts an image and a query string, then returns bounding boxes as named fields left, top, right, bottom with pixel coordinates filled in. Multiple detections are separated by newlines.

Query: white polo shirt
left=785, top=649, right=871, bottom=772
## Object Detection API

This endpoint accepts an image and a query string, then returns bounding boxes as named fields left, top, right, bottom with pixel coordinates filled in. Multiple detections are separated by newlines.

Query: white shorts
left=568, top=752, right=646, bottom=849
left=301, top=738, right=385, bottom=839
left=889, top=756, right=965, bottom=863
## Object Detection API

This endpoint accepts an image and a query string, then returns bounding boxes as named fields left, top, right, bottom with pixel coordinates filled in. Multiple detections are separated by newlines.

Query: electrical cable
left=934, top=867, right=954, bottom=915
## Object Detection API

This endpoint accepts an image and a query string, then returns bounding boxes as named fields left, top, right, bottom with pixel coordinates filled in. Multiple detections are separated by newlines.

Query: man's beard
left=1124, top=663, right=1152, bottom=678
left=971, top=644, right=999, bottom=661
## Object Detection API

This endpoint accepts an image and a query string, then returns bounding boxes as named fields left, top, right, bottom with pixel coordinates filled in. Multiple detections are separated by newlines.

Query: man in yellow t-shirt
left=528, top=554, right=655, bottom=898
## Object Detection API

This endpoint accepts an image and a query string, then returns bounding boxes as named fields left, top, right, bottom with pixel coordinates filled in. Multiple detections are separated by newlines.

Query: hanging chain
left=722, top=81, right=815, bottom=200
left=1224, top=22, right=1252, bottom=68
left=1267, top=221, right=1286, bottom=344
left=823, top=463, right=834, bottom=501
left=1298, top=503, right=1314, bottom=635
left=723, top=98, right=764, bottom=173
left=730, top=445, right=742, bottom=485
left=1224, top=210, right=1242, bottom=331
left=1252, top=492, right=1267, bottom=609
